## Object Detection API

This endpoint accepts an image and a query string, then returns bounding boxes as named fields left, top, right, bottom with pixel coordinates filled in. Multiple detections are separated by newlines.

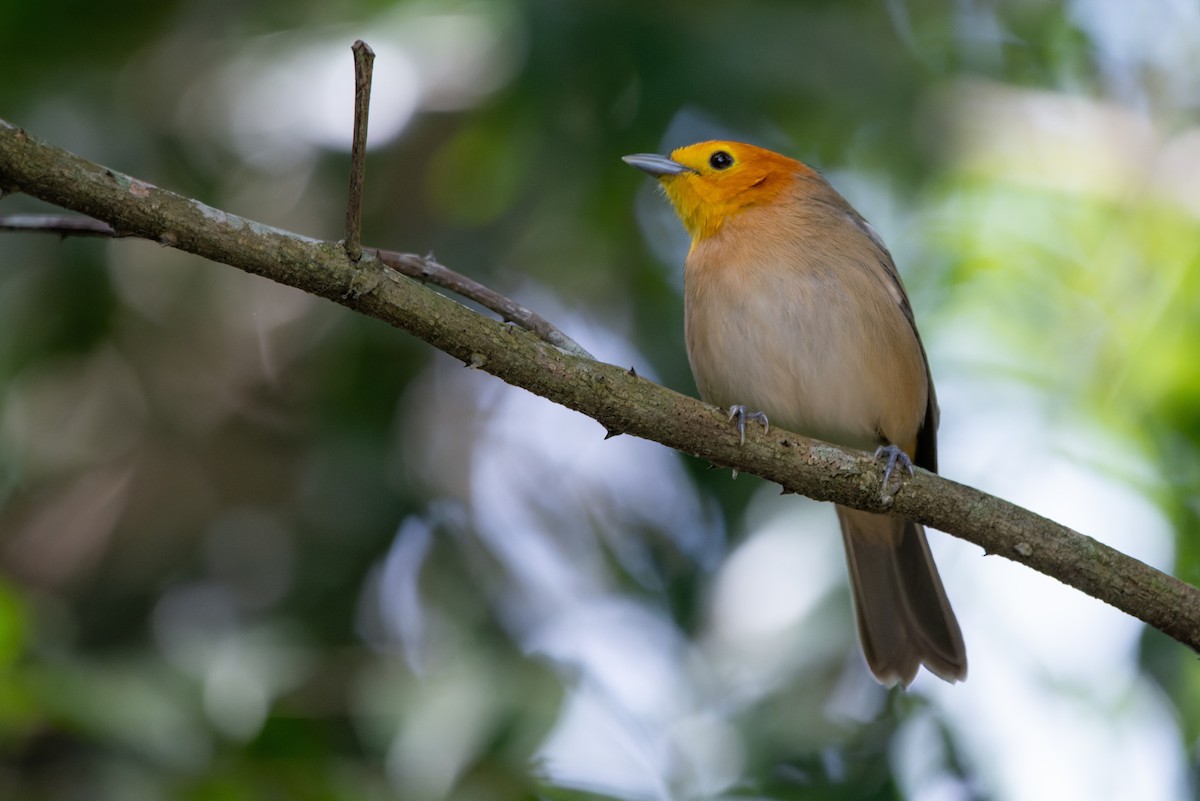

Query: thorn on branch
left=343, top=268, right=382, bottom=299
left=421, top=252, right=437, bottom=278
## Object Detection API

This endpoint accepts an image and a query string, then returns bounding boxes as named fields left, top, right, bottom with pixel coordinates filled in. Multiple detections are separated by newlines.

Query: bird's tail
left=836, top=505, right=967, bottom=687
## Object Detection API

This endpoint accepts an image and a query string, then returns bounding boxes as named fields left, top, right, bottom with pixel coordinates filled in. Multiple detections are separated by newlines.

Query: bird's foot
left=873, top=444, right=915, bottom=492
left=728, top=405, right=769, bottom=445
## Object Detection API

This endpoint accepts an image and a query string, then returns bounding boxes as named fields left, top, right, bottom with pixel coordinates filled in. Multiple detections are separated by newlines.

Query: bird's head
left=624, top=140, right=811, bottom=241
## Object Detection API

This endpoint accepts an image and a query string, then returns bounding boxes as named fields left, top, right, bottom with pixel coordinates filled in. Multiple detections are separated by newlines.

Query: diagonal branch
left=2, top=118, right=1198, bottom=650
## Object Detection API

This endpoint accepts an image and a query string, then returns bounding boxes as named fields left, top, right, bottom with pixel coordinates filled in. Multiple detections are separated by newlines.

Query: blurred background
left=2, top=1, right=1199, bottom=799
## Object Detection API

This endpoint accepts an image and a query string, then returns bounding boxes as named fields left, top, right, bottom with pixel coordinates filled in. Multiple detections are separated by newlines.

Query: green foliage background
left=2, top=1, right=1199, bottom=799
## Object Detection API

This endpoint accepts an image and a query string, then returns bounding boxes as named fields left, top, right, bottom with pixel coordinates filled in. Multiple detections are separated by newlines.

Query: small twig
left=0, top=214, right=122, bottom=238
left=371, top=248, right=593, bottom=358
left=344, top=40, right=375, bottom=263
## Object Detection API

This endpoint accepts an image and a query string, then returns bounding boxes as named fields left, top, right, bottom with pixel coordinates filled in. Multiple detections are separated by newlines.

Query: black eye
left=709, top=150, right=733, bottom=170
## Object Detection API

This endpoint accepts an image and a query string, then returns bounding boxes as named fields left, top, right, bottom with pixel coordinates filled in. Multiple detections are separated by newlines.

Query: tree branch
left=2, top=118, right=1198, bottom=650
left=368, top=247, right=593, bottom=358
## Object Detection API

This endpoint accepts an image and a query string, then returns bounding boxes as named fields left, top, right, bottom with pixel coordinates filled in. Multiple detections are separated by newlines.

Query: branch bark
left=2, top=118, right=1198, bottom=650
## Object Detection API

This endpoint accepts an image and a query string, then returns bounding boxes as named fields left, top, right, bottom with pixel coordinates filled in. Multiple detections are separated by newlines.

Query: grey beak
left=622, top=153, right=694, bottom=177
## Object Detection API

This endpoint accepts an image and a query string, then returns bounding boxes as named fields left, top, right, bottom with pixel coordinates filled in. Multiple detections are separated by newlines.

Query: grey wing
left=850, top=213, right=939, bottom=474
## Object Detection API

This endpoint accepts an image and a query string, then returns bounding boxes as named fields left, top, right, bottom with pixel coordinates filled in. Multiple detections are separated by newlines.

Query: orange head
left=623, top=140, right=815, bottom=240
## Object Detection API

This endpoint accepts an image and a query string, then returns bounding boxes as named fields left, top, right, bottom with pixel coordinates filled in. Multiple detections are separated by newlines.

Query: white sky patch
left=183, top=6, right=524, bottom=168
left=219, top=38, right=419, bottom=166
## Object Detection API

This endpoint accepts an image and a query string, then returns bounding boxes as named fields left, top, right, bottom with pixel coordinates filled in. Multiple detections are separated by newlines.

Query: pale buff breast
left=683, top=200, right=929, bottom=453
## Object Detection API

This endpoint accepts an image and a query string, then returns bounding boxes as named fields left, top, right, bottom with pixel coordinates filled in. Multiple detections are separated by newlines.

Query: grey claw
left=728, top=405, right=769, bottom=445
left=873, top=444, right=915, bottom=491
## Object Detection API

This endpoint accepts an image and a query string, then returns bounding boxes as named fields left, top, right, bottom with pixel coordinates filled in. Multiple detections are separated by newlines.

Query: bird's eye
left=709, top=151, right=734, bottom=170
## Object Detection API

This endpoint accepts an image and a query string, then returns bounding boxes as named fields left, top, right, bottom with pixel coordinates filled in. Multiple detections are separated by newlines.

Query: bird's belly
left=684, top=271, right=925, bottom=452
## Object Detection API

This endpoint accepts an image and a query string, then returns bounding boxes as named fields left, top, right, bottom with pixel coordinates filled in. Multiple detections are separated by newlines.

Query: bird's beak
left=622, top=153, right=694, bottom=177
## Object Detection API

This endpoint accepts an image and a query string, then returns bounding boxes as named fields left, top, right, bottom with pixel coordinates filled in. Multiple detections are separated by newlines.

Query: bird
left=624, top=140, right=966, bottom=686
